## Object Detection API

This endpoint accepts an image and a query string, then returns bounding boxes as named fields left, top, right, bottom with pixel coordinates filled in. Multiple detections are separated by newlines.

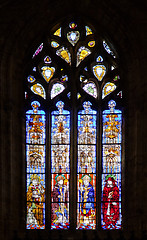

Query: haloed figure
left=102, top=175, right=119, bottom=229
left=51, top=174, right=68, bottom=225
left=79, top=175, right=95, bottom=224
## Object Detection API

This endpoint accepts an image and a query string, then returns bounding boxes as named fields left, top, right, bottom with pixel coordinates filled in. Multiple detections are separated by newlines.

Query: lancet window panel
left=101, top=100, right=122, bottom=230
left=26, top=101, right=46, bottom=229
left=51, top=101, right=70, bottom=229
left=77, top=102, right=97, bottom=230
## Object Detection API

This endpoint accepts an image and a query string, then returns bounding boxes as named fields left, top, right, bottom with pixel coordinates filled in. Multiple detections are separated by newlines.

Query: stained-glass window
left=54, top=28, right=61, bottom=37
left=32, top=43, right=43, bottom=58
left=77, top=102, right=97, bottom=229
left=103, top=40, right=116, bottom=58
left=41, top=66, right=55, bottom=83
left=92, top=64, right=106, bottom=81
left=102, top=82, right=117, bottom=99
left=56, top=47, right=71, bottom=65
left=25, top=18, right=123, bottom=231
left=77, top=47, right=91, bottom=66
left=101, top=100, right=122, bottom=229
left=26, top=101, right=46, bottom=229
left=30, top=83, right=46, bottom=99
left=51, top=101, right=70, bottom=229
left=51, top=83, right=65, bottom=99
left=67, top=31, right=80, bottom=46
left=83, top=82, right=97, bottom=98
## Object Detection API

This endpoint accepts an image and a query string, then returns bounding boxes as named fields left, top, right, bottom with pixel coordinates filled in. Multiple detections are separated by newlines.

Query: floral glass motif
left=41, top=66, right=55, bottom=83
left=77, top=102, right=97, bottom=229
left=103, top=40, right=116, bottom=58
left=30, top=83, right=46, bottom=99
left=32, top=43, right=43, bottom=58
left=67, top=31, right=80, bottom=46
left=51, top=41, right=60, bottom=48
left=76, top=47, right=91, bottom=66
left=51, top=83, right=65, bottom=99
left=51, top=101, right=70, bottom=229
left=69, top=22, right=77, bottom=29
left=102, top=82, right=117, bottom=99
left=96, top=55, right=103, bottom=62
left=85, top=26, right=93, bottom=36
left=44, top=56, right=52, bottom=63
left=101, top=100, right=122, bottom=229
left=53, top=28, right=61, bottom=37
left=26, top=101, right=46, bottom=229
left=56, top=47, right=71, bottom=65
left=88, top=41, right=95, bottom=48
left=60, top=75, right=68, bottom=82
left=28, top=75, right=36, bottom=83
left=83, top=82, right=97, bottom=98
left=113, top=75, right=120, bottom=81
left=93, top=65, right=106, bottom=81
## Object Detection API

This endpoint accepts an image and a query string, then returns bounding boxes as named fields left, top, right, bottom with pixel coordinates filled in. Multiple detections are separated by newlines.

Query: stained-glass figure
left=102, top=174, right=121, bottom=229
left=96, top=55, right=103, bottom=62
left=88, top=41, right=95, bottom=48
left=102, top=82, right=116, bottom=99
left=27, top=174, right=45, bottom=229
left=27, top=75, right=36, bottom=83
left=32, top=43, right=43, bottom=58
left=103, top=40, right=116, bottom=58
left=26, top=101, right=46, bottom=229
left=93, top=64, right=106, bottom=81
left=77, top=102, right=97, bottom=229
left=30, top=83, right=46, bottom=99
left=56, top=47, right=71, bottom=65
left=85, top=26, right=93, bottom=36
left=54, top=28, right=61, bottom=37
left=51, top=41, right=60, bottom=48
left=51, top=83, right=65, bottom=99
left=41, top=66, right=55, bottom=83
left=44, top=56, right=52, bottom=63
left=76, top=47, right=91, bottom=66
left=101, top=100, right=122, bottom=229
left=51, top=101, right=70, bottom=229
left=69, top=22, right=77, bottom=29
left=67, top=31, right=80, bottom=46
left=83, top=82, right=97, bottom=98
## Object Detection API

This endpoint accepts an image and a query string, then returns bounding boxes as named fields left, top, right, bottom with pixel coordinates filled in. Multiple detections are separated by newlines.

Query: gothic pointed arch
left=25, top=17, right=123, bottom=230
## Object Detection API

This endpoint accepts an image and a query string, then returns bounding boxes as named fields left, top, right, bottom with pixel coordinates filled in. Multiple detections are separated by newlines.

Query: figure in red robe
left=102, top=176, right=119, bottom=229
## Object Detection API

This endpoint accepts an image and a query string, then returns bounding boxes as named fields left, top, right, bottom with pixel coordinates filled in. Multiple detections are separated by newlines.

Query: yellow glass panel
left=88, top=41, right=95, bottom=47
left=102, top=82, right=116, bottom=99
left=85, top=26, right=93, bottom=35
left=31, top=84, right=46, bottom=99
left=77, top=47, right=91, bottom=66
left=41, top=67, right=55, bottom=82
left=51, top=41, right=59, bottom=48
left=53, top=27, right=61, bottom=37
left=56, top=47, right=71, bottom=64
left=93, top=65, right=106, bottom=81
